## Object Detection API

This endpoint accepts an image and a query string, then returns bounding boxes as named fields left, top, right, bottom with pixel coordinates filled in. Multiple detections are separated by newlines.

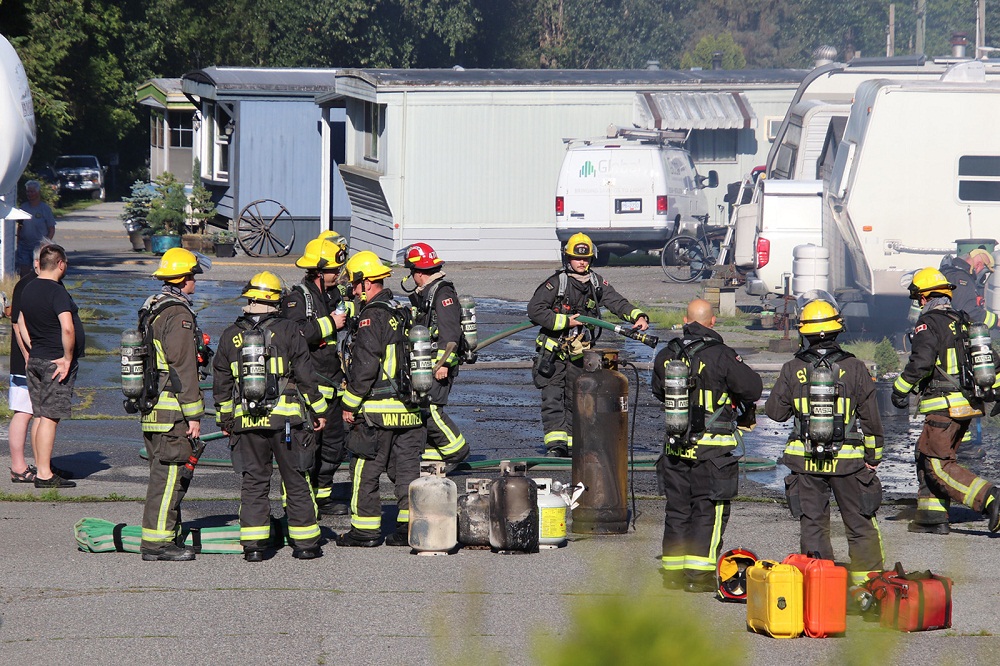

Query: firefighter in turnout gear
left=282, top=236, right=351, bottom=516
left=765, top=299, right=885, bottom=588
left=528, top=232, right=649, bottom=457
left=139, top=248, right=207, bottom=561
left=652, top=298, right=762, bottom=592
left=213, top=272, right=329, bottom=561
left=403, top=242, right=470, bottom=463
left=337, top=251, right=426, bottom=548
left=892, top=267, right=1000, bottom=534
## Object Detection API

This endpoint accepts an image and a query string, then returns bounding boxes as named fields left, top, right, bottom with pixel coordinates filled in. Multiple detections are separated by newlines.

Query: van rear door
left=559, top=147, right=613, bottom=231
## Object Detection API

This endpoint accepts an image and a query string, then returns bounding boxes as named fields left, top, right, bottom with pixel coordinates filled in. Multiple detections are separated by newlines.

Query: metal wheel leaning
left=236, top=199, right=295, bottom=258
left=661, top=235, right=713, bottom=283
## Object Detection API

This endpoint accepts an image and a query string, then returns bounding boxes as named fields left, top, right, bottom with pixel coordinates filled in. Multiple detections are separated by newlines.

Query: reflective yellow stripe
left=157, top=464, right=178, bottom=535
left=240, top=525, right=270, bottom=541
left=553, top=314, right=568, bottom=330
left=893, top=376, right=914, bottom=393
left=352, top=515, right=381, bottom=530
left=918, top=496, right=949, bottom=512
left=383, top=345, right=397, bottom=383
left=362, top=399, right=418, bottom=414
left=288, top=524, right=321, bottom=540
left=142, top=528, right=175, bottom=542
left=429, top=405, right=466, bottom=454
left=180, top=398, right=204, bottom=418
left=318, top=315, right=335, bottom=339
left=343, top=391, right=362, bottom=410
left=544, top=431, right=568, bottom=445
left=397, top=510, right=409, bottom=523
left=660, top=555, right=684, bottom=572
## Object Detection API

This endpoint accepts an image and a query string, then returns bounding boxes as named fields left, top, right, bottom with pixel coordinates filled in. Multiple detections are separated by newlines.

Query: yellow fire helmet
left=295, top=238, right=347, bottom=270
left=564, top=232, right=595, bottom=259
left=908, top=267, right=955, bottom=300
left=345, top=250, right=391, bottom=283
left=317, top=230, right=349, bottom=248
left=798, top=299, right=844, bottom=337
left=242, top=271, right=284, bottom=303
left=152, top=247, right=204, bottom=283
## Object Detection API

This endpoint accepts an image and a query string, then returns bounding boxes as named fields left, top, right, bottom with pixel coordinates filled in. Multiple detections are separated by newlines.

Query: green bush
left=873, top=337, right=900, bottom=376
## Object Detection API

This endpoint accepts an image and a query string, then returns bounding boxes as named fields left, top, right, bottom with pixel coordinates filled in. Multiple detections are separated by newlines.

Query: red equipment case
left=782, top=553, right=848, bottom=637
left=864, top=562, right=953, bottom=632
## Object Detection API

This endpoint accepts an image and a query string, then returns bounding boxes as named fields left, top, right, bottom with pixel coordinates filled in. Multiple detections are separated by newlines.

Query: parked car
left=53, top=154, right=105, bottom=200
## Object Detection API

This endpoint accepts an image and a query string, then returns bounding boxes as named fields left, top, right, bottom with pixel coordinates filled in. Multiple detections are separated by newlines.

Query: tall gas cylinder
left=489, top=461, right=539, bottom=554
left=534, top=478, right=568, bottom=548
left=408, top=462, right=458, bottom=555
left=240, top=329, right=267, bottom=408
left=120, top=329, right=146, bottom=400
left=572, top=349, right=629, bottom=534
left=968, top=323, right=996, bottom=390
left=459, top=295, right=478, bottom=363
left=807, top=365, right=836, bottom=453
left=662, top=359, right=691, bottom=443
left=408, top=324, right=434, bottom=394
left=457, top=478, right=491, bottom=547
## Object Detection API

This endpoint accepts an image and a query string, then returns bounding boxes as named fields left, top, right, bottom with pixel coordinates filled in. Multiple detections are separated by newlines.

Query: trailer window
left=364, top=101, right=384, bottom=162
left=688, top=129, right=738, bottom=163
left=958, top=155, right=1000, bottom=202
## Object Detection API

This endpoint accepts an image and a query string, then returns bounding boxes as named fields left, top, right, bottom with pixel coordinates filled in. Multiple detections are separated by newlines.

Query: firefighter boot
left=546, top=445, right=570, bottom=458
left=336, top=528, right=383, bottom=547
left=684, top=572, right=717, bottom=594
left=907, top=521, right=950, bottom=535
left=317, top=500, right=349, bottom=516
left=984, top=490, right=1000, bottom=533
left=142, top=544, right=196, bottom=562
left=292, top=546, right=323, bottom=560
left=384, top=524, right=410, bottom=547
left=244, top=549, right=265, bottom=562
left=660, top=570, right=684, bottom=590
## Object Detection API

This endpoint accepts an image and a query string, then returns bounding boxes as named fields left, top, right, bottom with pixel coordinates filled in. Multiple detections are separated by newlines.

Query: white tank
left=534, top=478, right=568, bottom=548
left=0, top=34, right=36, bottom=205
left=792, top=244, right=830, bottom=296
left=407, top=462, right=457, bottom=556
left=986, top=249, right=1000, bottom=314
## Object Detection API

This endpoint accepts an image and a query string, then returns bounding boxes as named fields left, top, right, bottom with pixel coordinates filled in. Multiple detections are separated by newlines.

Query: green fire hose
left=575, top=315, right=659, bottom=348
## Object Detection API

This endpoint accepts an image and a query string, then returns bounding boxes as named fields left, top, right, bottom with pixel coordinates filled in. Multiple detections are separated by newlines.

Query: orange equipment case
left=782, top=553, right=848, bottom=637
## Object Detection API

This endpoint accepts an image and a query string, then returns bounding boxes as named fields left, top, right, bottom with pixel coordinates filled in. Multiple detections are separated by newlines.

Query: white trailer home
left=316, top=68, right=805, bottom=262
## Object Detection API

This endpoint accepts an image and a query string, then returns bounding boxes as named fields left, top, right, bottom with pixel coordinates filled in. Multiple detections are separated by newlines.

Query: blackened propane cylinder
left=571, top=349, right=629, bottom=534
left=488, top=461, right=539, bottom=554
left=457, top=478, right=491, bottom=547
left=408, top=462, right=458, bottom=555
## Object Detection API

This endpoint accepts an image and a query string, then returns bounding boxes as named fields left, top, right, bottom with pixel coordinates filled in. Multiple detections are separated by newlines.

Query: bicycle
left=660, top=215, right=729, bottom=283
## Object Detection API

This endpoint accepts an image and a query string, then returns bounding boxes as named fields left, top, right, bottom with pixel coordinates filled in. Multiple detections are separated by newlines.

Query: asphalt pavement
left=3, top=203, right=1000, bottom=664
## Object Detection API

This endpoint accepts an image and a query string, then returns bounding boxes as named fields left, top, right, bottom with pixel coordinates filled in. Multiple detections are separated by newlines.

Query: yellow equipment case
left=746, top=559, right=804, bottom=638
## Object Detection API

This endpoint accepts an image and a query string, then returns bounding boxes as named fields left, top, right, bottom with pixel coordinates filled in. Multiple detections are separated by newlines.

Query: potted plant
left=212, top=228, right=238, bottom=258
left=147, top=173, right=186, bottom=254
left=121, top=180, right=156, bottom=251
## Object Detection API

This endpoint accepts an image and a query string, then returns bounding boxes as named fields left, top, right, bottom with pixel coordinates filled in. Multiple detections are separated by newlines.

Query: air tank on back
left=457, top=478, right=491, bottom=548
left=408, top=462, right=457, bottom=555
left=489, top=461, right=539, bottom=554
left=572, top=349, right=629, bottom=534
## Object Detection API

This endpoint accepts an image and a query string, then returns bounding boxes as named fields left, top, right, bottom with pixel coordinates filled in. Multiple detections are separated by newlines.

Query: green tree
left=680, top=33, right=747, bottom=70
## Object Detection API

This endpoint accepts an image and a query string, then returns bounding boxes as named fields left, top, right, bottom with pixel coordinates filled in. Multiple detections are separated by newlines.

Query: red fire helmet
left=717, top=547, right=758, bottom=602
left=405, top=242, right=443, bottom=270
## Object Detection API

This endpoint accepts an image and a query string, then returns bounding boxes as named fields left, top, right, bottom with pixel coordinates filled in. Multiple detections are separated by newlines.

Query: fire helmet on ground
left=798, top=299, right=844, bottom=337
left=152, top=248, right=204, bottom=283
left=564, top=232, right=595, bottom=259
left=908, top=267, right=955, bottom=300
left=404, top=242, right=444, bottom=270
left=716, top=548, right=758, bottom=602
left=346, top=250, right=392, bottom=283
left=242, top=271, right=283, bottom=302
left=296, top=238, right=347, bottom=270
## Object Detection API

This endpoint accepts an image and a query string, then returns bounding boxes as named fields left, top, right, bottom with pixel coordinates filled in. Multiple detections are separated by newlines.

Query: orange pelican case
left=782, top=553, right=848, bottom=637
left=746, top=560, right=804, bottom=638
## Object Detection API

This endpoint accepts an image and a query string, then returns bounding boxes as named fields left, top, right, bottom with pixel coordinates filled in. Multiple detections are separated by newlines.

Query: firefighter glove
left=890, top=390, right=909, bottom=410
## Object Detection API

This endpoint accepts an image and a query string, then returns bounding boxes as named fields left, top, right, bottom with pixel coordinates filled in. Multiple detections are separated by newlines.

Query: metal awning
left=633, top=92, right=757, bottom=130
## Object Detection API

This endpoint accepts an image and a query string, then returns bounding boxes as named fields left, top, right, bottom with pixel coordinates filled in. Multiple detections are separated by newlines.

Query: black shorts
left=26, top=357, right=77, bottom=420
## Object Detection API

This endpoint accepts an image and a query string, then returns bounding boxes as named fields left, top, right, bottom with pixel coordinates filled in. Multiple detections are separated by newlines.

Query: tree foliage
left=0, top=0, right=992, bottom=190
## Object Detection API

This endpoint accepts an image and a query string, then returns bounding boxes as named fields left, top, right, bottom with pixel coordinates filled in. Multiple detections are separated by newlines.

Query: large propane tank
left=534, top=478, right=568, bottom=548
left=457, top=478, right=491, bottom=547
left=572, top=349, right=629, bottom=534
left=408, top=462, right=458, bottom=555
left=791, top=244, right=830, bottom=297
left=489, top=461, right=539, bottom=554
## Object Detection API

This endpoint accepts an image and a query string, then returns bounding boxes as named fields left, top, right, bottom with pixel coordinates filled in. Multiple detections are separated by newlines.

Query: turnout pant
left=237, top=426, right=320, bottom=551
left=914, top=414, right=995, bottom=525
left=657, top=453, right=737, bottom=583
left=347, top=423, right=425, bottom=534
left=312, top=393, right=348, bottom=503
left=532, top=353, right=583, bottom=451
left=785, top=468, right=884, bottom=585
left=141, top=422, right=193, bottom=552
left=422, top=404, right=469, bottom=462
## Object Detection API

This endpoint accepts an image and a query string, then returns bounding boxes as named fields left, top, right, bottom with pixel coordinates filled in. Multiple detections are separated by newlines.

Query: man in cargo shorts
left=16, top=243, right=83, bottom=489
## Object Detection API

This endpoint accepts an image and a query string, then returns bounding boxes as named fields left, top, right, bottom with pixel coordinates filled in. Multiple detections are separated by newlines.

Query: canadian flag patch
left=359, top=318, right=371, bottom=328
left=441, top=298, right=454, bottom=307
left=914, top=323, right=927, bottom=333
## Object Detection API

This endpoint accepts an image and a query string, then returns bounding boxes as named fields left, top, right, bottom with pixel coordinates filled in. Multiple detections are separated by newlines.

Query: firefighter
left=892, top=267, right=1000, bottom=534
left=139, top=248, right=207, bottom=561
left=528, top=232, right=649, bottom=457
left=281, top=236, right=351, bottom=515
left=337, top=251, right=426, bottom=547
left=402, top=242, right=470, bottom=463
left=652, top=298, right=762, bottom=592
left=213, top=272, right=328, bottom=561
left=765, top=299, right=885, bottom=589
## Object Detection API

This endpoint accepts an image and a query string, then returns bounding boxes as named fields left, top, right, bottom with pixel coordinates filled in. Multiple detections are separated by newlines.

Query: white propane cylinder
left=986, top=249, right=1000, bottom=314
left=408, top=462, right=458, bottom=556
left=534, top=478, right=568, bottom=548
left=791, top=244, right=830, bottom=296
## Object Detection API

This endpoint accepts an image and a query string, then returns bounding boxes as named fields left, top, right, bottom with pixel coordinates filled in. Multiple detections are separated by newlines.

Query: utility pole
left=916, top=0, right=926, bottom=56
left=977, top=0, right=986, bottom=58
left=887, top=4, right=895, bottom=57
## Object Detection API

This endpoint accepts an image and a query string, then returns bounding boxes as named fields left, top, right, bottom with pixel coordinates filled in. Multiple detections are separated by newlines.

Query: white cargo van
left=555, top=127, right=717, bottom=263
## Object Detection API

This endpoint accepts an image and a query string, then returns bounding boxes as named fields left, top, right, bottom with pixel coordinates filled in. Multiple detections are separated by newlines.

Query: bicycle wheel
left=661, top=235, right=713, bottom=283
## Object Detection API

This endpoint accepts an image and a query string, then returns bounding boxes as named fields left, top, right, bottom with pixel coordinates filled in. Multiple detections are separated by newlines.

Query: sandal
left=10, top=465, right=37, bottom=483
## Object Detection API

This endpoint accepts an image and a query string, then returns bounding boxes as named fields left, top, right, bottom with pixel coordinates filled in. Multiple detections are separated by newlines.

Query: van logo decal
left=579, top=161, right=596, bottom=178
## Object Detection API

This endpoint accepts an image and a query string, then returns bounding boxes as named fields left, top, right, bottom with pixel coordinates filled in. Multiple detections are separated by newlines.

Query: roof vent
left=812, top=45, right=838, bottom=67
left=952, top=32, right=969, bottom=59
left=646, top=60, right=660, bottom=70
